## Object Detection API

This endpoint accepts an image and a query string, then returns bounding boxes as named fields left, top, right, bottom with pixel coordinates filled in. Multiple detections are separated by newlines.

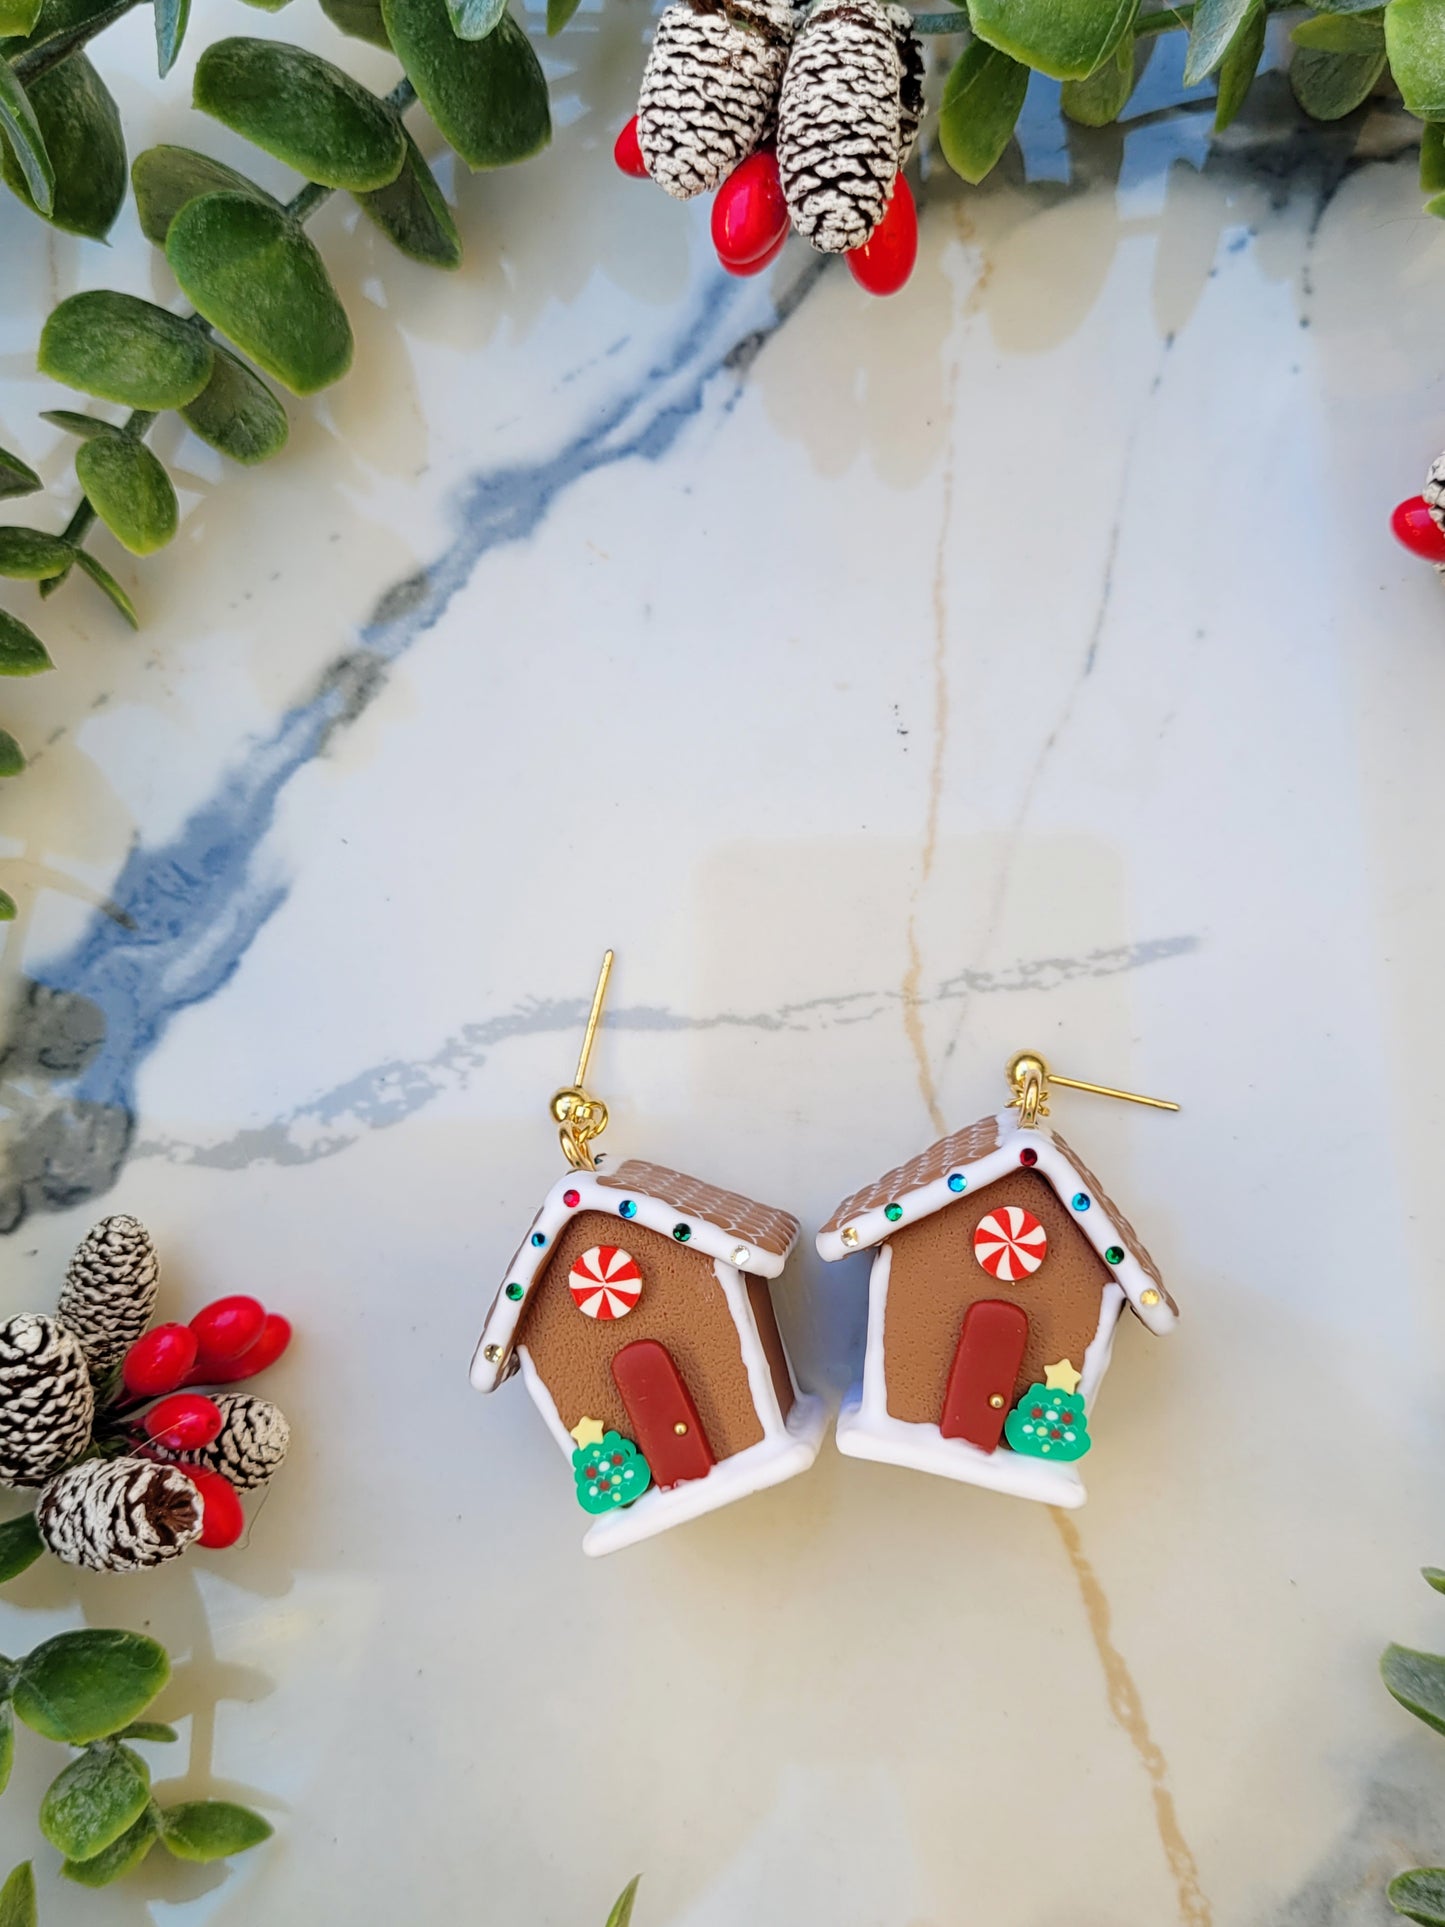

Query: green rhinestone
left=672, top=1223, right=691, bottom=1242
left=884, top=1202, right=903, bottom=1222
left=1104, top=1245, right=1124, bottom=1266
left=505, top=1282, right=524, bottom=1301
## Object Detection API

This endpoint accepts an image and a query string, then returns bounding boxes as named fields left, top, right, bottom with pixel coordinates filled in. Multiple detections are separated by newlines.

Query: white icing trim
left=815, top=1111, right=1176, bottom=1337
left=582, top=1393, right=829, bottom=1557
left=471, top=1166, right=794, bottom=1390
left=712, top=1258, right=787, bottom=1442
left=859, top=1241, right=892, bottom=1419
left=835, top=1388, right=1087, bottom=1508
left=1078, top=1282, right=1124, bottom=1402
left=517, top=1345, right=577, bottom=1458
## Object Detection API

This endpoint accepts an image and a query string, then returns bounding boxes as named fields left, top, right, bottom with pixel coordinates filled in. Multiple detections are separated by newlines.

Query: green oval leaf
left=40, top=1744, right=150, bottom=1862
left=116, top=1720, right=177, bottom=1742
left=40, top=409, right=111, bottom=438
left=180, top=342, right=289, bottom=463
left=1291, top=40, right=1386, bottom=113
left=0, top=892, right=14, bottom=921
left=606, top=1877, right=641, bottom=1927
left=1214, top=0, right=1266, bottom=125
left=0, top=448, right=40, bottom=500
left=0, top=62, right=53, bottom=214
left=446, top=0, right=503, bottom=37
left=0, top=1863, right=35, bottom=1927
left=0, top=528, right=72, bottom=579
left=0, top=730, right=24, bottom=777
left=41, top=291, right=213, bottom=409
left=1061, top=33, right=1133, bottom=122
left=0, top=1706, right=12, bottom=1797
left=75, top=433, right=178, bottom=555
left=1383, top=1642, right=1445, bottom=1735
left=0, top=1511, right=41, bottom=1582
left=319, top=0, right=391, bottom=40
left=167, top=192, right=353, bottom=395
left=382, top=0, right=549, bottom=167
left=154, top=0, right=189, bottom=74
left=547, top=0, right=581, bottom=34
left=132, top=143, right=276, bottom=246
left=61, top=1809, right=157, bottom=1888
left=3, top=54, right=124, bottom=236
left=0, top=611, right=52, bottom=675
left=0, top=0, right=41, bottom=34
left=13, top=1631, right=169, bottom=1744
left=938, top=40, right=1030, bottom=182
left=969, top=0, right=1136, bottom=79
left=355, top=127, right=461, bottom=267
left=73, top=546, right=138, bottom=627
left=1294, top=10, right=1384, bottom=48
left=1182, top=0, right=1253, bottom=80
left=194, top=38, right=406, bottom=189
left=1424, top=1565, right=1445, bottom=1593
left=1391, top=1870, right=1445, bottom=1925
left=158, top=1800, right=272, bottom=1862
left=1386, top=0, right=1445, bottom=115
left=2, top=0, right=122, bottom=54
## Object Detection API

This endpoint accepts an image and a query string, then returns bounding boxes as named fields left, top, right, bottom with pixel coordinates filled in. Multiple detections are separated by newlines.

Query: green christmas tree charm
left=572, top=1430, right=652, bottom=1514
left=1004, top=1384, right=1091, bottom=1461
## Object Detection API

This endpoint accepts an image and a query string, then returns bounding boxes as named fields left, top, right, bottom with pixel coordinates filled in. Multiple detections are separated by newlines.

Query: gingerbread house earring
left=470, top=952, right=827, bottom=1557
left=816, top=1051, right=1179, bottom=1509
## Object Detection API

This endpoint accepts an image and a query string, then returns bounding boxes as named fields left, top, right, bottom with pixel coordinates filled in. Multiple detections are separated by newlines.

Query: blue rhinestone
left=530, top=1231, right=547, bottom=1247
left=1072, top=1193, right=1090, bottom=1211
left=619, top=1199, right=636, bottom=1219
left=947, top=1173, right=966, bottom=1193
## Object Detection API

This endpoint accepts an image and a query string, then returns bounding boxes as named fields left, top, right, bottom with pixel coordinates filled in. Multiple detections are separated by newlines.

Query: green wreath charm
left=572, top=1431, right=652, bottom=1513
left=1004, top=1384, right=1091, bottom=1461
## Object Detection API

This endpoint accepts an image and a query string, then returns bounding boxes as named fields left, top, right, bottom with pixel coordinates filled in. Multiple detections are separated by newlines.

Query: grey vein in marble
left=0, top=267, right=829, bottom=1233
left=131, top=935, right=1198, bottom=1169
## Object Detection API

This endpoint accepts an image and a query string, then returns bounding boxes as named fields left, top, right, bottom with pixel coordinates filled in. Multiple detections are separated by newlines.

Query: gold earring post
left=550, top=951, right=615, bottom=1171
left=1006, top=1049, right=1179, bottom=1124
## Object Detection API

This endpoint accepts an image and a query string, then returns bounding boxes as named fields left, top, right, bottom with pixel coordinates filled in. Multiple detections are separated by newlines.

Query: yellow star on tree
left=1043, top=1358, right=1082, bottom=1394
left=570, top=1415, right=606, bottom=1449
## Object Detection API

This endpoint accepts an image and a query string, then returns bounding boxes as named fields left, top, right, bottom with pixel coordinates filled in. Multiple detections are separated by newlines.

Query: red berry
left=191, top=1312, right=291, bottom=1386
left=712, top=150, right=788, bottom=268
left=122, top=1324, right=199, bottom=1397
left=186, top=1467, right=244, bottom=1550
left=846, top=174, right=918, bottom=297
left=720, top=226, right=788, bottom=278
left=143, top=1393, right=223, bottom=1452
left=1391, top=496, right=1445, bottom=563
left=614, top=115, right=647, bottom=179
left=190, top=1296, right=265, bottom=1367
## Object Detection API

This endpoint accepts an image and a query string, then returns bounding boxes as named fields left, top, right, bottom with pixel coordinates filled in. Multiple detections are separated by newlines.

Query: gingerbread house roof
left=470, top=1158, right=801, bottom=1392
left=815, top=1110, right=1177, bottom=1335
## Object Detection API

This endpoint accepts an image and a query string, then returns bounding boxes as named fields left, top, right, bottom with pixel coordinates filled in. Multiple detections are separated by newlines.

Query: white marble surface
left=4, top=6, right=1445, bottom=1921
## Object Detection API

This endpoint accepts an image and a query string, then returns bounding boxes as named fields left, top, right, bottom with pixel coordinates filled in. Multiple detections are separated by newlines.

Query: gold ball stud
left=1006, top=1050, right=1049, bottom=1095
left=841, top=1226, right=860, bottom=1249
left=673, top=1422, right=688, bottom=1436
left=483, top=1344, right=502, bottom=1364
left=988, top=1394, right=1005, bottom=1410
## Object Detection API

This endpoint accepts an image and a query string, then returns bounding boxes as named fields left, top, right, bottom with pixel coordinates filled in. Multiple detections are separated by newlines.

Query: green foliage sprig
left=0, top=1626, right=271, bottom=1889
left=0, top=0, right=555, bottom=901
left=1382, top=1569, right=1445, bottom=1921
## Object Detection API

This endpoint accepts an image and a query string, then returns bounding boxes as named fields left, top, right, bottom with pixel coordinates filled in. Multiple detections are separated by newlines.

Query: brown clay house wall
left=517, top=1211, right=764, bottom=1460
left=882, top=1170, right=1110, bottom=1425
left=745, top=1276, right=796, bottom=1424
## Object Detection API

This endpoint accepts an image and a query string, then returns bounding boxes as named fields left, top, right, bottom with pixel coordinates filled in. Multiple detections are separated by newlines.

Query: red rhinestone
left=1019, top=1148, right=1038, bottom=1166
left=563, top=1189, right=580, bottom=1208
left=1391, top=496, right=1445, bottom=562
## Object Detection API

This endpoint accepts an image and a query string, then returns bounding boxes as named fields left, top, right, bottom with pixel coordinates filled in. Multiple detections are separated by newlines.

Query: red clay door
left=941, top=1300, right=1029, bottom=1452
left=612, top=1339, right=716, bottom=1488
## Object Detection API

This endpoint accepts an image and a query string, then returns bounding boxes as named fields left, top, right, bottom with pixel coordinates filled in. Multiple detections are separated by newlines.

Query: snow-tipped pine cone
left=57, top=1215, right=160, bottom=1380
left=0, top=1315, right=95, bottom=1488
left=885, top=4, right=924, bottom=163
left=637, top=0, right=798, bottom=199
left=777, top=0, right=902, bottom=252
left=164, top=1394, right=289, bottom=1492
left=1425, top=452, right=1445, bottom=534
left=37, top=1457, right=201, bottom=1571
